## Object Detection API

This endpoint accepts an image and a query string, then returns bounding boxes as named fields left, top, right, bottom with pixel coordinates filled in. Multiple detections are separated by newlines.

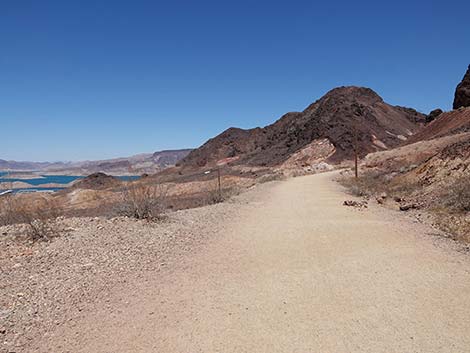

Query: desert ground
left=3, top=171, right=470, bottom=353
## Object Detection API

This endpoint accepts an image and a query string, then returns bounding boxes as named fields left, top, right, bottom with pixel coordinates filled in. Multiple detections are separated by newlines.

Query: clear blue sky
left=1, top=0, right=469, bottom=161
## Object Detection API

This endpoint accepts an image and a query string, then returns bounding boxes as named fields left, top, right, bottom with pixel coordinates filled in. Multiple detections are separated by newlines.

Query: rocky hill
left=180, top=86, right=425, bottom=168
left=71, top=172, right=121, bottom=190
left=453, top=65, right=470, bottom=109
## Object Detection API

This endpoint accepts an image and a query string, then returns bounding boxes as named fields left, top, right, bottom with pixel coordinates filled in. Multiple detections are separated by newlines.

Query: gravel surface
left=0, top=198, right=242, bottom=353
left=2, top=173, right=470, bottom=352
left=24, top=171, right=470, bottom=353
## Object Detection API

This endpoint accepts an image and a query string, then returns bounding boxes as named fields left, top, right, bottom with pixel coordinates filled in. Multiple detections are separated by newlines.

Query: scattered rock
left=399, top=204, right=419, bottom=211
left=375, top=192, right=388, bottom=204
left=343, top=200, right=368, bottom=208
left=0, top=196, right=241, bottom=351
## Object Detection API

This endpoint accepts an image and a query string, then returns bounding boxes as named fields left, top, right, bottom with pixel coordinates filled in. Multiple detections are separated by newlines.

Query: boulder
left=426, top=108, right=443, bottom=123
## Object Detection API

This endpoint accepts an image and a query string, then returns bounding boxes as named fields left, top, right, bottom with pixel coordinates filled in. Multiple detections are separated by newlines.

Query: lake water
left=0, top=173, right=139, bottom=193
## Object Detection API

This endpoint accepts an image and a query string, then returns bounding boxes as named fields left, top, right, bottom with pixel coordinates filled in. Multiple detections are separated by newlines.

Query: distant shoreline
left=0, top=170, right=141, bottom=177
left=0, top=172, right=45, bottom=179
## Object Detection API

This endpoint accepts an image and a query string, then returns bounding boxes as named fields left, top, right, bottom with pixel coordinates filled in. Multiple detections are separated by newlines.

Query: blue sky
left=1, top=0, right=469, bottom=161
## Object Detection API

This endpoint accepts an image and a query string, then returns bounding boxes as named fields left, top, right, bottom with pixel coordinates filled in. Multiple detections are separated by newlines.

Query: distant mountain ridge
left=0, top=149, right=192, bottom=175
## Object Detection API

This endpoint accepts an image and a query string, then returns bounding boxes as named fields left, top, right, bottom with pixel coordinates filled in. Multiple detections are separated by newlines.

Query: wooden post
left=354, top=121, right=359, bottom=179
left=217, top=167, right=221, bottom=199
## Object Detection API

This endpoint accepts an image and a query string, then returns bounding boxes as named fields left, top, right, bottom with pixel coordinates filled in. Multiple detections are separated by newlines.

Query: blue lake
left=0, top=173, right=139, bottom=193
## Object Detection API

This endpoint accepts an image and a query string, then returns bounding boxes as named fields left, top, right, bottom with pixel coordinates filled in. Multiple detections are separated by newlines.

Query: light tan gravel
left=0, top=203, right=238, bottom=352
left=5, top=171, right=470, bottom=352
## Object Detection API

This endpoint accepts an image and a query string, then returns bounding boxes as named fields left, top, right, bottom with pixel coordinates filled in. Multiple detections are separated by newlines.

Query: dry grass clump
left=339, top=169, right=470, bottom=244
left=205, top=186, right=239, bottom=205
left=339, top=172, right=390, bottom=197
left=206, top=187, right=225, bottom=204
left=115, top=183, right=168, bottom=220
left=0, top=194, right=61, bottom=241
left=339, top=170, right=418, bottom=200
left=431, top=211, right=470, bottom=244
left=440, top=176, right=470, bottom=213
left=205, top=176, right=240, bottom=205
left=432, top=177, right=470, bottom=243
left=257, top=172, right=284, bottom=183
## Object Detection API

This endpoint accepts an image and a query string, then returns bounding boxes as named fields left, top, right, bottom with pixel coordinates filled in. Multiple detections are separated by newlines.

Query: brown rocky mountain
left=453, top=65, right=470, bottom=109
left=180, top=86, right=425, bottom=168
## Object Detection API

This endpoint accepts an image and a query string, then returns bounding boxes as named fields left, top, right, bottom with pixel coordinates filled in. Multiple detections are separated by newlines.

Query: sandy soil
left=7, top=172, right=470, bottom=352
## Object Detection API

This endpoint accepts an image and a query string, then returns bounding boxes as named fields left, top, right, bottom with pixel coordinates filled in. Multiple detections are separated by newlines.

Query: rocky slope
left=353, top=67, right=470, bottom=242
left=406, top=137, right=470, bottom=186
left=180, top=86, right=425, bottom=168
left=453, top=65, right=470, bottom=109
left=406, top=107, right=470, bottom=144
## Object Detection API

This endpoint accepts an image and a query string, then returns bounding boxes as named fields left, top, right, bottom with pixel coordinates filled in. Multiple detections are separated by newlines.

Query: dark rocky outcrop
left=426, top=108, right=443, bottom=123
left=72, top=172, right=120, bottom=190
left=453, top=65, right=470, bottom=109
left=180, top=86, right=425, bottom=167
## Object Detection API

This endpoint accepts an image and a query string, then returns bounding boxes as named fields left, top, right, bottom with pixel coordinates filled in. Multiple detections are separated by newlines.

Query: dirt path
left=37, top=172, right=470, bottom=352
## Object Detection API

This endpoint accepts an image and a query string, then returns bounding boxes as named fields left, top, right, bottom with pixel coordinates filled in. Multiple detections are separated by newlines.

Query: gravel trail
left=20, top=172, right=470, bottom=351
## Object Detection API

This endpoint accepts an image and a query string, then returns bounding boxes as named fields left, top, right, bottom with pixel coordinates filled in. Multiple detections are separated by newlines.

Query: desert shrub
left=206, top=187, right=225, bottom=204
left=116, top=183, right=168, bottom=220
left=441, top=176, right=470, bottom=213
left=0, top=193, right=17, bottom=226
left=205, top=184, right=241, bottom=205
left=0, top=194, right=61, bottom=241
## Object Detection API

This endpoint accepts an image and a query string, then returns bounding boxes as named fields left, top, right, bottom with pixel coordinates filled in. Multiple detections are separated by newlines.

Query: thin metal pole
left=354, top=121, right=358, bottom=179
